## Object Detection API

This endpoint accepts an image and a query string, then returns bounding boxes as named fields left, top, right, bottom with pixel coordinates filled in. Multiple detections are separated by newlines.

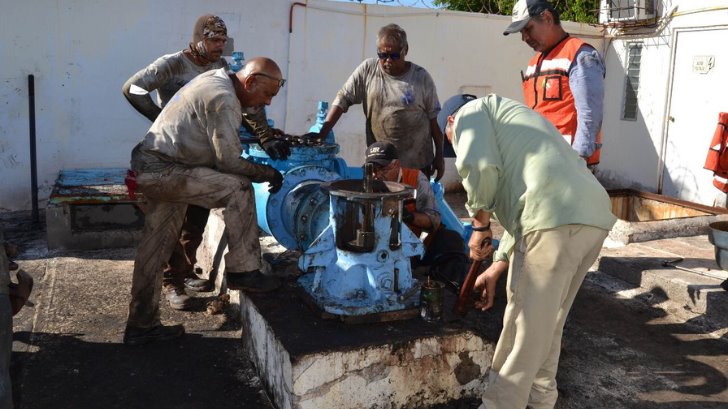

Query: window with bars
left=622, top=42, right=642, bottom=121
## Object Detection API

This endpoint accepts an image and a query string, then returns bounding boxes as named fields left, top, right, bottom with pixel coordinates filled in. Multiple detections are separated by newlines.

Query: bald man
left=122, top=15, right=289, bottom=311
left=124, top=57, right=286, bottom=345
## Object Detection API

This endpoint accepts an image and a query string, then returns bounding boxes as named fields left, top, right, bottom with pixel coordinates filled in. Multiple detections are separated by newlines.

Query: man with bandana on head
left=122, top=14, right=290, bottom=311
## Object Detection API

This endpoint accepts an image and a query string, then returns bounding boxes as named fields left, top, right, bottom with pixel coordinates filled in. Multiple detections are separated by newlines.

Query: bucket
left=708, top=221, right=728, bottom=270
left=420, top=278, right=444, bottom=322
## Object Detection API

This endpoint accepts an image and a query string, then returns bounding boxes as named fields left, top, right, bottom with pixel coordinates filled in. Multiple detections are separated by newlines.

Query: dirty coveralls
left=333, top=58, right=441, bottom=171
left=450, top=95, right=616, bottom=409
left=126, top=68, right=277, bottom=328
left=123, top=52, right=273, bottom=290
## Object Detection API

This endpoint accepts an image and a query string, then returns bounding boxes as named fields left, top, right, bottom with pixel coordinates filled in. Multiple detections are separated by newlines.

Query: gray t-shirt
left=333, top=58, right=441, bottom=169
left=123, top=51, right=275, bottom=141
left=128, top=51, right=228, bottom=107
left=133, top=68, right=273, bottom=182
left=407, top=169, right=441, bottom=231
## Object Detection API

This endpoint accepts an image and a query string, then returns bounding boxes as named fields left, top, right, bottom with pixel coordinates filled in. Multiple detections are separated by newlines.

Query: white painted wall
left=0, top=0, right=603, bottom=211
left=0, top=0, right=293, bottom=211
left=599, top=0, right=728, bottom=206
left=287, top=1, right=602, bottom=190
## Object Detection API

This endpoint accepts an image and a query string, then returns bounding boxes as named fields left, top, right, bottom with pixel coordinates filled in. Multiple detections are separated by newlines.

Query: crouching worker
left=439, top=94, right=616, bottom=409
left=365, top=141, right=468, bottom=285
left=124, top=57, right=286, bottom=346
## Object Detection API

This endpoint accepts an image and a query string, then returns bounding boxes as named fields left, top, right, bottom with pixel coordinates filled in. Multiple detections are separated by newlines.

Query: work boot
left=9, top=269, right=33, bottom=316
left=226, top=270, right=281, bottom=293
left=163, top=285, right=192, bottom=310
left=184, top=273, right=212, bottom=292
left=123, top=324, right=185, bottom=346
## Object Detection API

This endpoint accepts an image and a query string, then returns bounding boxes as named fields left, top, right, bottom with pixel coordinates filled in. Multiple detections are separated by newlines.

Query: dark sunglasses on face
left=251, top=72, right=286, bottom=88
left=377, top=51, right=401, bottom=61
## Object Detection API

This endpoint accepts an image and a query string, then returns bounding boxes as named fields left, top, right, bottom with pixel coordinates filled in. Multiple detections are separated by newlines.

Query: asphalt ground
left=2, top=204, right=728, bottom=409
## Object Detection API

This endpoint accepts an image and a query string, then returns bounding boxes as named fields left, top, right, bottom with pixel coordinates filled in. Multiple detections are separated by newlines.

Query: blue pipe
left=242, top=101, right=473, bottom=253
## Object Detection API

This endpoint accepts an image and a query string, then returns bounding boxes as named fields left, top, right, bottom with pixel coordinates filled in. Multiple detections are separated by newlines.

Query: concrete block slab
left=45, top=168, right=144, bottom=250
left=238, top=284, right=493, bottom=409
left=197, top=209, right=498, bottom=409
left=46, top=202, right=143, bottom=250
left=599, top=234, right=728, bottom=329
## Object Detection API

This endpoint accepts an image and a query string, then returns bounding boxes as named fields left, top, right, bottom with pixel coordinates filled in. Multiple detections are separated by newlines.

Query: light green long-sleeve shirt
left=451, top=95, right=616, bottom=262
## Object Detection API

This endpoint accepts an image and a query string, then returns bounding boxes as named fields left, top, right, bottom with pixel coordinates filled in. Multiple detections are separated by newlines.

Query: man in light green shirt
left=438, top=94, right=615, bottom=409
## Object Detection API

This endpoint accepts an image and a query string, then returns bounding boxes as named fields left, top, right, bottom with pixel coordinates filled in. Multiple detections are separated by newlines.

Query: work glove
left=261, top=137, right=291, bottom=160
left=401, top=207, right=415, bottom=224
left=301, top=131, right=324, bottom=143
left=267, top=168, right=284, bottom=194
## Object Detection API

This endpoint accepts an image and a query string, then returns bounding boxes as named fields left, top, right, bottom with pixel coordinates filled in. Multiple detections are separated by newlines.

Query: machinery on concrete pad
left=242, top=102, right=472, bottom=320
left=297, top=165, right=424, bottom=319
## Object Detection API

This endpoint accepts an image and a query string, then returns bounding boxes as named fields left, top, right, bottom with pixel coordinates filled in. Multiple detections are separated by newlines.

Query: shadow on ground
left=11, top=324, right=271, bottom=409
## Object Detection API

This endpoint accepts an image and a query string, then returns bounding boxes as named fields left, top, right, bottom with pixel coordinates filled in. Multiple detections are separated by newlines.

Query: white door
left=662, top=28, right=728, bottom=206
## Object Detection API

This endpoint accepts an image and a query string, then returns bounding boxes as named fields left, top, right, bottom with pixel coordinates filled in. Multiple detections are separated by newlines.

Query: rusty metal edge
left=607, top=188, right=728, bottom=215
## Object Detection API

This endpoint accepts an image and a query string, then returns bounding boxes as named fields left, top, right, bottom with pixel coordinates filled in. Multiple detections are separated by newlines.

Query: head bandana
left=189, top=14, right=227, bottom=63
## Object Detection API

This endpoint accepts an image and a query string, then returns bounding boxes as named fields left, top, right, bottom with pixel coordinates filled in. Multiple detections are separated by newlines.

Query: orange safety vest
left=522, top=35, right=602, bottom=166
left=704, top=112, right=728, bottom=192
left=401, top=168, right=422, bottom=237
left=400, top=168, right=441, bottom=249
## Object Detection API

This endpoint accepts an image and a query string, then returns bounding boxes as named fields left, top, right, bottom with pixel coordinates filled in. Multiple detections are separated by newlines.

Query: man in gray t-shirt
left=311, top=23, right=445, bottom=181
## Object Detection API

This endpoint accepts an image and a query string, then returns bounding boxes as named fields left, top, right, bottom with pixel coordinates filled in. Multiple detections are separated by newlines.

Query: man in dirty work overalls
left=123, top=58, right=286, bottom=345
left=122, top=14, right=289, bottom=311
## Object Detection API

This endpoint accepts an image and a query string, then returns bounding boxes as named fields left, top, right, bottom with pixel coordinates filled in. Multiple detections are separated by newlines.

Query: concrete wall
left=599, top=0, right=728, bottom=206
left=0, top=0, right=602, bottom=211
left=0, top=0, right=293, bottom=211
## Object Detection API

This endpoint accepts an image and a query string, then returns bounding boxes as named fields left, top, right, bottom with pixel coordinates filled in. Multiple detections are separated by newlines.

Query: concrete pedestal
left=46, top=168, right=144, bottom=250
left=241, top=285, right=493, bottom=409
left=197, top=209, right=499, bottom=409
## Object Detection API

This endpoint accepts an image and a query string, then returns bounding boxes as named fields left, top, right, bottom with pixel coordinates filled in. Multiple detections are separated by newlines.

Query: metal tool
left=661, top=257, right=721, bottom=279
left=454, top=237, right=492, bottom=317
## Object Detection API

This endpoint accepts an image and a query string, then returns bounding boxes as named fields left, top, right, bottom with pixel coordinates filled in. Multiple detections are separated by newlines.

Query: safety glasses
left=252, top=72, right=286, bottom=88
left=377, top=51, right=402, bottom=61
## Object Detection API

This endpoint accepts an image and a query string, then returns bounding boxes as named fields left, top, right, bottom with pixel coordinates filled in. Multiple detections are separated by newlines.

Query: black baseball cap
left=365, top=141, right=398, bottom=166
left=503, top=0, right=553, bottom=36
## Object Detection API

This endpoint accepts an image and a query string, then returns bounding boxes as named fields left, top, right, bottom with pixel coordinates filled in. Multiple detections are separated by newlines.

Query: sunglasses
left=251, top=72, right=286, bottom=88
left=377, top=51, right=402, bottom=61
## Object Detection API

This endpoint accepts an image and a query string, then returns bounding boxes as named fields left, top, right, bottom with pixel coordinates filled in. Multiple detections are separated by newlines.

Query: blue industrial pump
left=298, top=174, right=423, bottom=316
left=243, top=102, right=474, bottom=317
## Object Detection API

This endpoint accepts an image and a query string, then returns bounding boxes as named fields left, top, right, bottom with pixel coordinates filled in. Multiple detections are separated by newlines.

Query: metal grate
left=607, top=0, right=655, bottom=20
left=622, top=42, right=642, bottom=121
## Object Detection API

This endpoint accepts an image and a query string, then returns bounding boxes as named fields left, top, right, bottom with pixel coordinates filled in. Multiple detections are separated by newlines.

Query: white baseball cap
left=503, top=0, right=553, bottom=36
